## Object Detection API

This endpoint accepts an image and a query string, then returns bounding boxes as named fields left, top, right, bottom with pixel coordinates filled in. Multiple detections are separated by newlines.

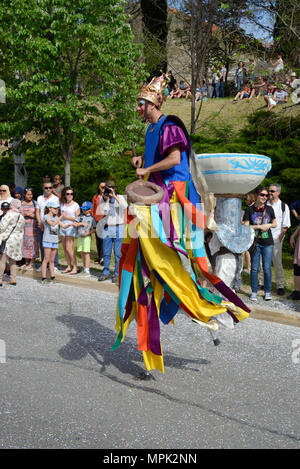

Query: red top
left=92, top=194, right=104, bottom=222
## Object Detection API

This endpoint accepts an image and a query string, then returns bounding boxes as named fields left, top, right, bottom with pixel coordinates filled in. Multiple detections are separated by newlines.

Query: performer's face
left=137, top=99, right=156, bottom=123
left=137, top=99, right=146, bottom=119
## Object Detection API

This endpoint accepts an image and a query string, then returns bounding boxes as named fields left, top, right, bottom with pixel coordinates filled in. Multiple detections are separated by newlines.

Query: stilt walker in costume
left=112, top=75, right=250, bottom=376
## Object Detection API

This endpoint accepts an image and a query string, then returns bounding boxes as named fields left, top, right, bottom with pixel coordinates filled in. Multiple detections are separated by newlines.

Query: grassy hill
left=161, top=96, right=299, bottom=137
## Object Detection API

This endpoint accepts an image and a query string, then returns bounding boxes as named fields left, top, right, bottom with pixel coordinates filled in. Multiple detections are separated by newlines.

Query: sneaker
left=40, top=279, right=48, bottom=285
left=35, top=265, right=42, bottom=272
left=49, top=278, right=57, bottom=284
left=250, top=293, right=257, bottom=301
left=111, top=275, right=118, bottom=284
left=277, top=288, right=285, bottom=296
left=98, top=274, right=110, bottom=282
left=79, top=271, right=90, bottom=278
left=287, top=290, right=300, bottom=300
left=264, top=292, right=272, bottom=301
left=54, top=267, right=60, bottom=274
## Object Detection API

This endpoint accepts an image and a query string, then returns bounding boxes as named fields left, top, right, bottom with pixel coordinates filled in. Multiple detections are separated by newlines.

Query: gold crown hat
left=138, top=72, right=170, bottom=107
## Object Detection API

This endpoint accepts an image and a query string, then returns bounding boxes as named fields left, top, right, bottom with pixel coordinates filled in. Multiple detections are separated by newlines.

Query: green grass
left=161, top=96, right=299, bottom=137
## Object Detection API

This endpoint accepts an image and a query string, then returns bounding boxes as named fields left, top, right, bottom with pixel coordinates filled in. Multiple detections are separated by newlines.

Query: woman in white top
left=60, top=186, right=80, bottom=274
left=0, top=185, right=13, bottom=216
left=271, top=54, right=284, bottom=73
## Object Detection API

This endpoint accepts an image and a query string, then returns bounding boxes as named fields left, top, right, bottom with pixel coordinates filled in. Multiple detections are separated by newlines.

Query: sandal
left=62, top=268, right=72, bottom=274
left=69, top=270, right=78, bottom=275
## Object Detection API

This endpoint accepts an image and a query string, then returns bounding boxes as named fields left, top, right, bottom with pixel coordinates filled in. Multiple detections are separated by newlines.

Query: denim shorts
left=43, top=241, right=58, bottom=249
left=60, top=226, right=77, bottom=237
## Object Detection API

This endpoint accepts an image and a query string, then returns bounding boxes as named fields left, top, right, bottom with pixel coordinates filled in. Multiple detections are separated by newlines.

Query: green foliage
left=0, top=0, right=145, bottom=184
left=191, top=110, right=300, bottom=208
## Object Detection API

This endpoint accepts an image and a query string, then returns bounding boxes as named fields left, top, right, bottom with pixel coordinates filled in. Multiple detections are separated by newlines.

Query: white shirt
left=36, top=194, right=59, bottom=222
left=274, top=58, right=284, bottom=72
left=267, top=199, right=291, bottom=241
left=60, top=202, right=80, bottom=224
left=100, top=195, right=127, bottom=226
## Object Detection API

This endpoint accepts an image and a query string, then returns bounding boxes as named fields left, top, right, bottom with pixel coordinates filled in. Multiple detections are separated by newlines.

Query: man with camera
left=97, top=180, right=127, bottom=283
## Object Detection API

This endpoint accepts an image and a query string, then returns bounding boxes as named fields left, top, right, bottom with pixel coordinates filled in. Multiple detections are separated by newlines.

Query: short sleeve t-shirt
left=243, top=205, right=276, bottom=246
left=274, top=90, right=287, bottom=101
left=60, top=202, right=80, bottom=224
left=37, top=194, right=59, bottom=222
left=76, top=214, right=96, bottom=237
left=43, top=215, right=59, bottom=243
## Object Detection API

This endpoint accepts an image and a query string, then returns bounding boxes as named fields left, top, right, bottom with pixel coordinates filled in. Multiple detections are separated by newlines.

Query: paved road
left=0, top=276, right=300, bottom=449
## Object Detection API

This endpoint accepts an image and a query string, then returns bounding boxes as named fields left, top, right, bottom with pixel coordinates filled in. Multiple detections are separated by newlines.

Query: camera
left=104, top=186, right=112, bottom=197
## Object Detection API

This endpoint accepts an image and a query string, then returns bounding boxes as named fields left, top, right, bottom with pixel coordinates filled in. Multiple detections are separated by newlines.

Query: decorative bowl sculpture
left=195, top=153, right=272, bottom=195
left=195, top=153, right=272, bottom=253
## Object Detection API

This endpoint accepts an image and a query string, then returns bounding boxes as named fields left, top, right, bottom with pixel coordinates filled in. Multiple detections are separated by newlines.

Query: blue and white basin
left=195, top=153, right=272, bottom=194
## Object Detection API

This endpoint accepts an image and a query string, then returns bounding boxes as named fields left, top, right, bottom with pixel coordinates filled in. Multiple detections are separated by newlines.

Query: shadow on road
left=56, top=313, right=210, bottom=378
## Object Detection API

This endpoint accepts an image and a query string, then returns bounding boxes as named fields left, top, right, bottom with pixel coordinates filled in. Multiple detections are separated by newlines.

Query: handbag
left=0, top=215, right=20, bottom=256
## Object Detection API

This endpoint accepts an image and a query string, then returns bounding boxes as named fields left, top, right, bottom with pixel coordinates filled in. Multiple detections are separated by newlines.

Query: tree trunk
left=14, top=153, right=27, bottom=188
left=64, top=156, right=71, bottom=186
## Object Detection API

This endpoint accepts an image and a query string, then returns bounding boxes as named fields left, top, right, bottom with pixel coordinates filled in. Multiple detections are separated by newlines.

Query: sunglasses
left=0, top=189, right=6, bottom=192
left=44, top=186, right=53, bottom=189
left=268, top=190, right=276, bottom=193
left=259, top=193, right=268, bottom=197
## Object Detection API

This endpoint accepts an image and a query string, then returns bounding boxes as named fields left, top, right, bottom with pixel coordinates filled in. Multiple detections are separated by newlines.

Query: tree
left=170, top=0, right=249, bottom=134
left=246, top=1, right=300, bottom=65
left=0, top=0, right=144, bottom=186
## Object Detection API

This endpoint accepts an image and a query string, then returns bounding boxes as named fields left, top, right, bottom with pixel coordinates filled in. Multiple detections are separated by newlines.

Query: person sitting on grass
left=73, top=201, right=96, bottom=277
left=264, top=85, right=288, bottom=111
left=248, top=77, right=267, bottom=101
left=233, top=83, right=251, bottom=102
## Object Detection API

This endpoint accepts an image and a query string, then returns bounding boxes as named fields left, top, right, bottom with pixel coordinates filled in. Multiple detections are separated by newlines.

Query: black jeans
left=96, top=232, right=103, bottom=260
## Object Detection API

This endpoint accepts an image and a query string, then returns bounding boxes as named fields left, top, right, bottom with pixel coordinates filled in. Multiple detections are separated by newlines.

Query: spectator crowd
left=165, top=54, right=300, bottom=111
left=0, top=175, right=300, bottom=301
left=0, top=176, right=127, bottom=286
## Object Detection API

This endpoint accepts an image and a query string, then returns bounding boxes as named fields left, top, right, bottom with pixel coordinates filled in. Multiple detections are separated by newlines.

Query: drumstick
left=131, top=141, right=143, bottom=180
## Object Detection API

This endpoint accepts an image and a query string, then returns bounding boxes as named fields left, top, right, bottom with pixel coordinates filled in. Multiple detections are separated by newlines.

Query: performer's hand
left=136, top=167, right=149, bottom=179
left=132, top=156, right=143, bottom=169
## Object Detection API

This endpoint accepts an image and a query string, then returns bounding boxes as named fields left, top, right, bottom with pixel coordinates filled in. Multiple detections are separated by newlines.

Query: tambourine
left=125, top=180, right=164, bottom=205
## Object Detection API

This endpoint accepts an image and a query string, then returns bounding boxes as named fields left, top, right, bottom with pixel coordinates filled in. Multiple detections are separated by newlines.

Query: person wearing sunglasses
left=0, top=185, right=13, bottom=217
left=98, top=180, right=127, bottom=283
left=36, top=182, right=60, bottom=272
left=59, top=186, right=80, bottom=274
left=243, top=186, right=277, bottom=301
left=20, top=188, right=39, bottom=269
left=265, top=184, right=291, bottom=296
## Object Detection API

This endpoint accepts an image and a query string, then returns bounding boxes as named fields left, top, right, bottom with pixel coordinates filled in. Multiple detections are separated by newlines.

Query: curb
left=16, top=268, right=118, bottom=293
left=16, top=269, right=300, bottom=328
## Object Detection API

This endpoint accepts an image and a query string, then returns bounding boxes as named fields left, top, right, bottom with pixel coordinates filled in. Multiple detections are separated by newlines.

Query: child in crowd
left=41, top=201, right=68, bottom=284
left=74, top=201, right=96, bottom=277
